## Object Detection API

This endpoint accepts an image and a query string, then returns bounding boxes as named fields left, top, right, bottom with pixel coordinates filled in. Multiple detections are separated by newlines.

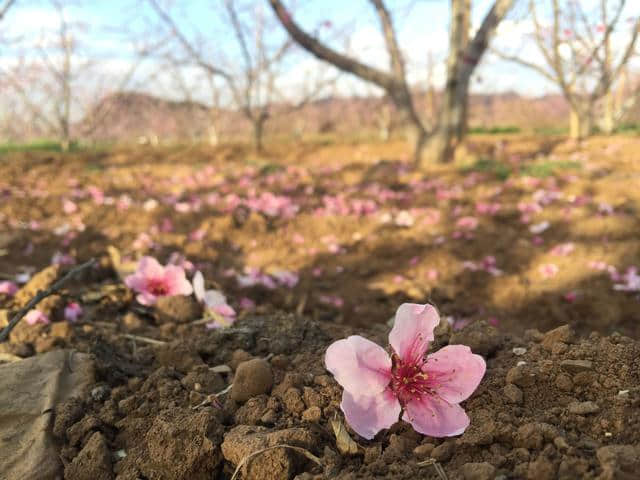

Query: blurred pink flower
left=0, top=280, right=18, bottom=295
left=25, top=309, right=50, bottom=325
left=62, top=199, right=78, bottom=214
left=64, top=302, right=83, bottom=322
left=456, top=216, right=479, bottom=230
left=125, top=256, right=193, bottom=306
left=192, top=271, right=236, bottom=327
left=539, top=263, right=559, bottom=278
left=550, top=243, right=575, bottom=256
left=613, top=267, right=640, bottom=292
left=325, top=304, right=485, bottom=439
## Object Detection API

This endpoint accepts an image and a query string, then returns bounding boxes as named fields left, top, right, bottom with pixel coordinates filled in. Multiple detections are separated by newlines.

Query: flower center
left=146, top=278, right=169, bottom=296
left=390, top=355, right=433, bottom=404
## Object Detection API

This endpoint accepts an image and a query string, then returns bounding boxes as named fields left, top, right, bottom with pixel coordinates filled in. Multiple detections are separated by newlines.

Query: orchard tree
left=495, top=0, right=639, bottom=139
left=268, top=0, right=514, bottom=166
left=149, top=0, right=333, bottom=152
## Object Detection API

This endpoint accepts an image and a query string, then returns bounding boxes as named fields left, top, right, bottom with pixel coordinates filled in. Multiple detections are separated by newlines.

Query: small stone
left=541, top=325, right=574, bottom=351
left=503, top=384, right=523, bottom=404
left=413, top=443, right=435, bottom=459
left=231, top=359, right=274, bottom=403
left=512, top=347, right=527, bottom=356
left=527, top=456, right=556, bottom=480
left=551, top=342, right=568, bottom=355
left=568, top=401, right=599, bottom=415
left=64, top=432, right=113, bottom=480
left=431, top=441, right=455, bottom=462
left=155, top=295, right=202, bottom=324
left=302, top=406, right=322, bottom=422
left=555, top=373, right=573, bottom=392
left=572, top=371, right=596, bottom=386
left=449, top=321, right=502, bottom=357
left=560, top=359, right=592, bottom=373
left=461, top=462, right=496, bottom=480
left=506, top=365, right=535, bottom=387
left=122, top=312, right=144, bottom=331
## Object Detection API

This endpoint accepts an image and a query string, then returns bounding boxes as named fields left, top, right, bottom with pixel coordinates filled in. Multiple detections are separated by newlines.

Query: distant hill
left=78, top=90, right=576, bottom=143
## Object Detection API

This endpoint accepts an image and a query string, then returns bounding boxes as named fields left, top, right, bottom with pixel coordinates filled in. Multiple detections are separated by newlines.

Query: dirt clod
left=155, top=295, right=203, bottom=324
left=64, top=432, right=113, bottom=480
left=461, top=461, right=496, bottom=480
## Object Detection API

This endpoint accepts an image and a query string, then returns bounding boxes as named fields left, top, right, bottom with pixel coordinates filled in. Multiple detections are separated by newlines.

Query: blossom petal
left=341, top=388, right=401, bottom=440
left=389, top=303, right=440, bottom=364
left=192, top=271, right=206, bottom=302
left=402, top=395, right=469, bottom=437
left=164, top=266, right=194, bottom=296
left=425, top=345, right=486, bottom=404
left=138, top=256, right=164, bottom=278
left=325, top=336, right=391, bottom=395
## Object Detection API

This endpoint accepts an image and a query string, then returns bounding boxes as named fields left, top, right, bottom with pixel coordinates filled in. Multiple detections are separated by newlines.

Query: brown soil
left=1, top=135, right=639, bottom=479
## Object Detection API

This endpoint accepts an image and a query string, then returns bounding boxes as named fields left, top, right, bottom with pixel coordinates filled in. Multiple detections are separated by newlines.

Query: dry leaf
left=330, top=416, right=360, bottom=455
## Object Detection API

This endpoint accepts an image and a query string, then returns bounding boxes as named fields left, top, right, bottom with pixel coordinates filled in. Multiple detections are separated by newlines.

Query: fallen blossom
left=563, top=291, right=578, bottom=303
left=456, top=216, right=479, bottom=230
left=0, top=280, right=18, bottom=295
left=52, top=252, right=75, bottom=266
left=539, top=263, right=559, bottom=278
left=613, top=267, right=640, bottom=292
left=395, top=210, right=414, bottom=227
left=598, top=202, right=614, bottom=215
left=319, top=294, right=344, bottom=308
left=25, top=309, right=50, bottom=325
left=125, top=256, right=193, bottom=306
left=550, top=243, right=574, bottom=256
left=62, top=199, right=78, bottom=214
left=529, top=221, right=550, bottom=234
left=64, top=302, right=83, bottom=322
left=272, top=270, right=299, bottom=288
left=325, top=304, right=485, bottom=439
left=192, top=271, right=236, bottom=327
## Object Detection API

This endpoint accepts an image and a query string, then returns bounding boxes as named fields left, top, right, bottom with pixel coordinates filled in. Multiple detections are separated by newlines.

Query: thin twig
left=417, top=458, right=449, bottom=480
left=121, top=333, right=167, bottom=345
left=230, top=444, right=323, bottom=480
left=0, top=259, right=96, bottom=343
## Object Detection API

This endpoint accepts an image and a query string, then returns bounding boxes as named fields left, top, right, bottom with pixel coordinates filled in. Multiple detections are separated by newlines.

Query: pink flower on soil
left=125, top=256, right=193, bottom=306
left=456, top=216, right=479, bottom=230
left=0, top=280, right=18, bottom=295
left=325, top=304, right=486, bottom=439
left=25, top=309, right=50, bottom=325
left=64, top=302, right=83, bottom=322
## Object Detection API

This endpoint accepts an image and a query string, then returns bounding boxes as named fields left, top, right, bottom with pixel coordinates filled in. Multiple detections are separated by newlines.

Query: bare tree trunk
left=602, top=90, right=614, bottom=135
left=252, top=116, right=267, bottom=153
left=422, top=0, right=470, bottom=163
left=569, top=107, right=581, bottom=140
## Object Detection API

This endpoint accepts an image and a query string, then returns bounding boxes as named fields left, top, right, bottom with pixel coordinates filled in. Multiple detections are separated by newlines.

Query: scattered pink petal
left=539, top=263, right=559, bottom=279
left=64, top=302, right=83, bottom=322
left=25, top=309, right=50, bottom=325
left=0, top=280, right=18, bottom=295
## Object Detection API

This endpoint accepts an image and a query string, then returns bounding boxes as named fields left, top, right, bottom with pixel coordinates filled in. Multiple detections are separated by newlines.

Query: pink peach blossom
left=325, top=304, right=485, bottom=439
left=456, top=216, right=479, bottom=230
left=125, top=256, right=193, bottom=306
left=25, top=309, right=50, bottom=325
left=0, top=280, right=18, bottom=295
left=64, top=302, right=83, bottom=322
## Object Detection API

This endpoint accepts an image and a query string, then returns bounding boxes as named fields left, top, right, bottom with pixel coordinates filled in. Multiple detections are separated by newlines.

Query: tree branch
left=369, top=0, right=406, bottom=81
left=268, top=0, right=397, bottom=90
left=0, top=0, right=16, bottom=22
left=0, top=259, right=96, bottom=343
